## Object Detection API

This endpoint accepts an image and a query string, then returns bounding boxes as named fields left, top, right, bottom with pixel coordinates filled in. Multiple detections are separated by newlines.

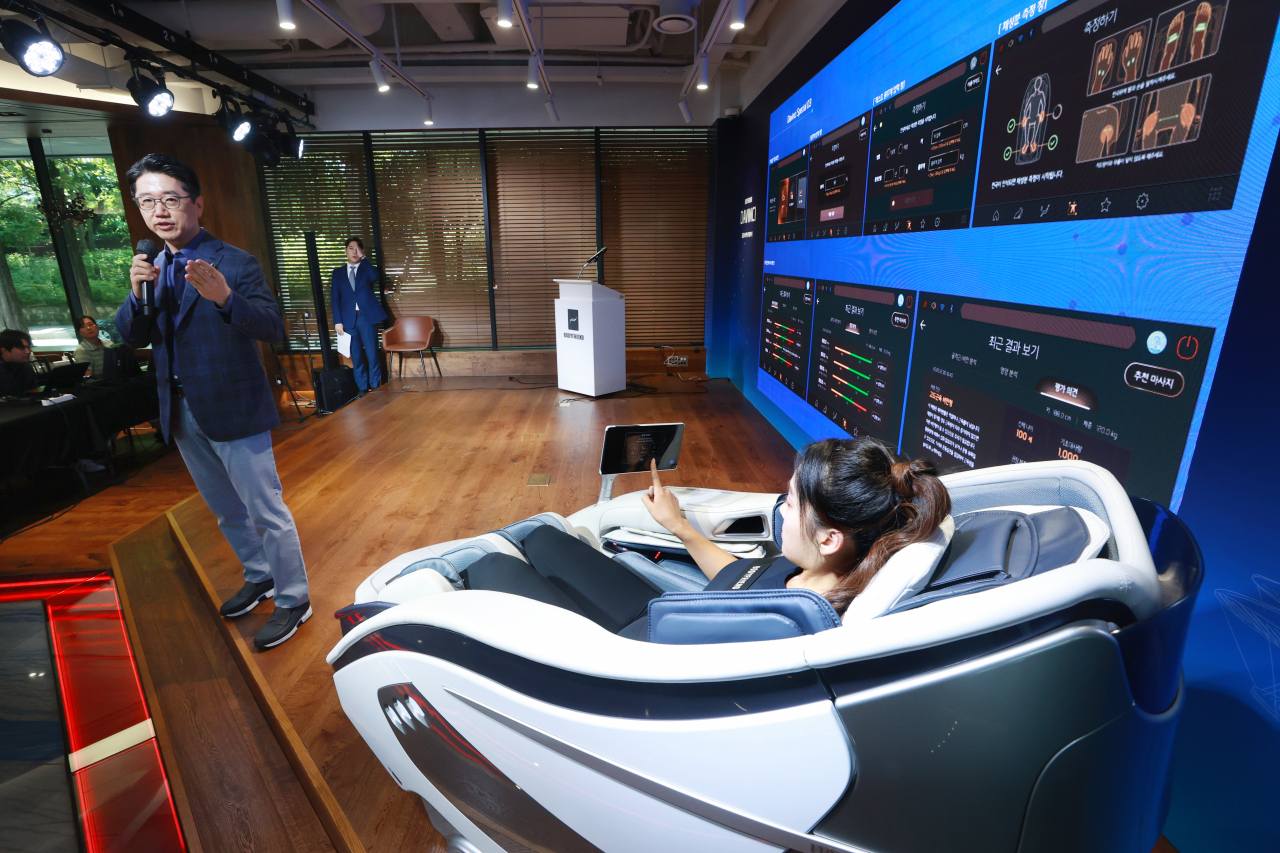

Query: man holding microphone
left=116, top=153, right=311, bottom=649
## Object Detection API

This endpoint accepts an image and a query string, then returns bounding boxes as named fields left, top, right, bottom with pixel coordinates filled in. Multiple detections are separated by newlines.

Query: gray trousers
left=172, top=398, right=310, bottom=608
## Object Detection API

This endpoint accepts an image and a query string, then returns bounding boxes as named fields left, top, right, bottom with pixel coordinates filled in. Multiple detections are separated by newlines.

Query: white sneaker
left=70, top=458, right=105, bottom=473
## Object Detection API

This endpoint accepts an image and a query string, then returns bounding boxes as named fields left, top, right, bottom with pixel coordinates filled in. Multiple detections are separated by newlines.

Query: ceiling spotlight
left=369, top=58, right=390, bottom=92
left=215, top=97, right=246, bottom=140
left=545, top=98, right=559, bottom=123
left=276, top=0, right=296, bottom=30
left=423, top=98, right=434, bottom=126
left=729, top=0, right=747, bottom=30
left=282, top=121, right=304, bottom=158
left=242, top=113, right=282, bottom=166
left=679, top=98, right=693, bottom=124
left=697, top=54, right=709, bottom=90
left=496, top=0, right=514, bottom=28
left=0, top=19, right=65, bottom=77
left=126, top=66, right=174, bottom=118
left=233, top=116, right=253, bottom=142
left=526, top=52, right=539, bottom=89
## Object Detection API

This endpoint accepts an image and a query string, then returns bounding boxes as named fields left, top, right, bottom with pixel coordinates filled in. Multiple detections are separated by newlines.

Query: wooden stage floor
left=3, top=374, right=798, bottom=853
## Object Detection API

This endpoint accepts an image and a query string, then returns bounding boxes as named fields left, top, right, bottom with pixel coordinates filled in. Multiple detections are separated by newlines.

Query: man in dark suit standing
left=330, top=237, right=387, bottom=395
left=116, top=153, right=310, bottom=650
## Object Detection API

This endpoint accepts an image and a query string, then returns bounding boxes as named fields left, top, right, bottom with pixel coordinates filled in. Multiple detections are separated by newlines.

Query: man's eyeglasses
left=134, top=195, right=192, bottom=211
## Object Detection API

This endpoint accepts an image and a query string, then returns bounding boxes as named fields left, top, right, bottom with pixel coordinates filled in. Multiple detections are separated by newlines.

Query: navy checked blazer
left=115, top=232, right=283, bottom=443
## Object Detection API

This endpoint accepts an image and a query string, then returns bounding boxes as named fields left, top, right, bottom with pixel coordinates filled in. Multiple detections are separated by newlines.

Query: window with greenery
left=0, top=139, right=131, bottom=351
left=47, top=155, right=132, bottom=326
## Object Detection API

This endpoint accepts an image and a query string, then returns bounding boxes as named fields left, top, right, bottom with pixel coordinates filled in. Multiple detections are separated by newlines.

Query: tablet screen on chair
left=600, top=423, right=683, bottom=475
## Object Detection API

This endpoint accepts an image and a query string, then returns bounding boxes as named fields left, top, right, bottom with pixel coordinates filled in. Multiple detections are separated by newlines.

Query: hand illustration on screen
left=1091, top=41, right=1115, bottom=95
left=1121, top=29, right=1146, bottom=83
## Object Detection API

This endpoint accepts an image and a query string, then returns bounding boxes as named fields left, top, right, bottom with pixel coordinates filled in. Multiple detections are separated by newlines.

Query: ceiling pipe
left=510, top=0, right=553, bottom=97
left=230, top=48, right=696, bottom=67
left=295, top=0, right=434, bottom=99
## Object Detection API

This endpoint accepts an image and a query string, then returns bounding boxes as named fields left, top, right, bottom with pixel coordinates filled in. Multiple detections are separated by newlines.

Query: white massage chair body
left=330, top=460, right=1201, bottom=853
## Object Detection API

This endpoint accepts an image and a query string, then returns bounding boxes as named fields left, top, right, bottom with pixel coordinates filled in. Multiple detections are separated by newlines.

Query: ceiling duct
left=654, top=0, right=696, bottom=34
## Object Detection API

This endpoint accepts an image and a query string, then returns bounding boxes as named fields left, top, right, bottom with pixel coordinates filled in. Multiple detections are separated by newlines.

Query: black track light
left=127, top=65, right=174, bottom=117
left=245, top=112, right=282, bottom=166
left=215, top=97, right=248, bottom=142
left=281, top=121, right=304, bottom=159
left=0, top=18, right=64, bottom=77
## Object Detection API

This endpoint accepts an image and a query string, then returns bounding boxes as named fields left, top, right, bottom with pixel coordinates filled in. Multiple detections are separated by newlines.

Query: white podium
left=554, top=279, right=625, bottom=397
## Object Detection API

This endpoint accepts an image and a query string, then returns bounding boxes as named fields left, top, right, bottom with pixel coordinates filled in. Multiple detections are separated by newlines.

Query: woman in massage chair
left=462, top=437, right=950, bottom=633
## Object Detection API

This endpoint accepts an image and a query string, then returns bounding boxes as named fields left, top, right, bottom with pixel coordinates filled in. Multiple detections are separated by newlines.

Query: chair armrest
left=649, top=590, right=841, bottom=645
left=327, top=590, right=814, bottom=682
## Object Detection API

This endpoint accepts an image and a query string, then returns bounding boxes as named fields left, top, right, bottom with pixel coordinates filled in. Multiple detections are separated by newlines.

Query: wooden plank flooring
left=1, top=442, right=195, bottom=576
left=109, top=515, right=335, bottom=853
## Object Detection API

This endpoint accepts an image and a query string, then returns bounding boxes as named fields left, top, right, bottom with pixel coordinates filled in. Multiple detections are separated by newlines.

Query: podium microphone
left=578, top=246, right=607, bottom=280
left=136, top=239, right=159, bottom=317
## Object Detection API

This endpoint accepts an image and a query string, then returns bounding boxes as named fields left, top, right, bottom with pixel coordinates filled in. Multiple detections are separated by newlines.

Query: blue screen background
left=760, top=0, right=1280, bottom=511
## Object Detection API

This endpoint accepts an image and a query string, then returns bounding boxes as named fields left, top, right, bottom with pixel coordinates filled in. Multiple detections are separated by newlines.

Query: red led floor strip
left=0, top=574, right=186, bottom=853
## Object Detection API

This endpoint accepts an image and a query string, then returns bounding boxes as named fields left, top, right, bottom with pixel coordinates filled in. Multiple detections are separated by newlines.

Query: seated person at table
left=462, top=436, right=951, bottom=634
left=0, top=328, right=38, bottom=395
left=73, top=316, right=117, bottom=376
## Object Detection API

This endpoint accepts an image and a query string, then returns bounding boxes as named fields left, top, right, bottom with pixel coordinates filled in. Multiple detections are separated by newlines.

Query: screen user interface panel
left=808, top=282, right=915, bottom=443
left=902, top=294, right=1213, bottom=503
left=808, top=113, right=874, bottom=239
left=974, top=0, right=1274, bottom=226
left=760, top=274, right=814, bottom=394
left=865, top=46, right=989, bottom=235
left=760, top=0, right=1280, bottom=508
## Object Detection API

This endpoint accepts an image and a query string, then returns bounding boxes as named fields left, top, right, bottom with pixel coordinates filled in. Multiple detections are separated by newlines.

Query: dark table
left=0, top=374, right=160, bottom=485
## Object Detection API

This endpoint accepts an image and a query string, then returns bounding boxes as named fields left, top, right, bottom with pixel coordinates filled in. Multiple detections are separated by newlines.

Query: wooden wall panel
left=108, top=118, right=272, bottom=289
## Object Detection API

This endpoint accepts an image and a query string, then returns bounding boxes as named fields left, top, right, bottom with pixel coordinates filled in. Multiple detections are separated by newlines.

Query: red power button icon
left=1176, top=335, right=1199, bottom=360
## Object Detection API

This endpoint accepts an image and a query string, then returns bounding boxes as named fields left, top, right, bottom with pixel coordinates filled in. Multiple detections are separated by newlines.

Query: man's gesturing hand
left=130, top=254, right=157, bottom=299
left=186, top=259, right=232, bottom=308
left=640, top=458, right=686, bottom=534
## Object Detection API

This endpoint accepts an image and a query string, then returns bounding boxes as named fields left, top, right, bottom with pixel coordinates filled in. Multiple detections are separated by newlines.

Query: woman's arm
left=640, top=460, right=738, bottom=581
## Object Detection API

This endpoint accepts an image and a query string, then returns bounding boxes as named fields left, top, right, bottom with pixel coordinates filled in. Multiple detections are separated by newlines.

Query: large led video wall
left=761, top=0, right=1280, bottom=508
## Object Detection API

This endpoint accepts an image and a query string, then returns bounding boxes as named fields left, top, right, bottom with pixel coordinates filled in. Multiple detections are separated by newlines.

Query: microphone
left=136, top=239, right=159, bottom=317
left=579, top=246, right=607, bottom=280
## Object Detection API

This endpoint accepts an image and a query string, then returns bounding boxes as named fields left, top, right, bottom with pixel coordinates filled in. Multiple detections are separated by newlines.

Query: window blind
left=599, top=128, right=709, bottom=346
left=260, top=133, right=371, bottom=349
left=484, top=129, right=598, bottom=348
left=370, top=131, right=490, bottom=348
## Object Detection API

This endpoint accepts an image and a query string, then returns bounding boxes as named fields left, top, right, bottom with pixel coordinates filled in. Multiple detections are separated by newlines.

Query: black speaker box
left=312, top=366, right=358, bottom=412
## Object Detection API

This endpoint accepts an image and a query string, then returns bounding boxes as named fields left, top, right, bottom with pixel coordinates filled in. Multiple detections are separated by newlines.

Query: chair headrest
left=841, top=516, right=955, bottom=622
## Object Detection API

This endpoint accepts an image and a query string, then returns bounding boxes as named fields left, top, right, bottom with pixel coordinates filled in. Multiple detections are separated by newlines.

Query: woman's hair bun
left=889, top=460, right=915, bottom=500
